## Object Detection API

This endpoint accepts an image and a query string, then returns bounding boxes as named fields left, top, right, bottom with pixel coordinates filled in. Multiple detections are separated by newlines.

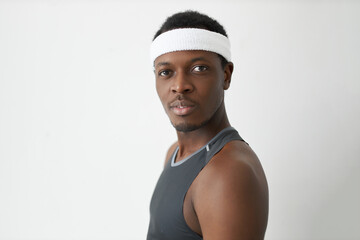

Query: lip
left=169, top=100, right=196, bottom=116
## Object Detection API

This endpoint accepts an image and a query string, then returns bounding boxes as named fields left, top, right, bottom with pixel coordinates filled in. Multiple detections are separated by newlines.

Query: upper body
left=148, top=10, right=268, bottom=240
left=160, top=131, right=268, bottom=240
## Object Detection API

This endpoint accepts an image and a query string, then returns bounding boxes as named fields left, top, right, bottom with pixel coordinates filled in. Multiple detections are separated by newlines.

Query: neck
left=175, top=104, right=230, bottom=162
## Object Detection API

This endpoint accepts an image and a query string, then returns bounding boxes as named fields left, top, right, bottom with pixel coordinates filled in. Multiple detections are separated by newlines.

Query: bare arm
left=193, top=142, right=268, bottom=240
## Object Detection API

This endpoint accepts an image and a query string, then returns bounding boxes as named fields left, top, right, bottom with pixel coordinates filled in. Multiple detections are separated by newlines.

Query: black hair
left=153, top=10, right=229, bottom=68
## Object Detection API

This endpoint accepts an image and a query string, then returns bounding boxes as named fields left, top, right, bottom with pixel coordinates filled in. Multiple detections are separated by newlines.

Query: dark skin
left=154, top=50, right=268, bottom=240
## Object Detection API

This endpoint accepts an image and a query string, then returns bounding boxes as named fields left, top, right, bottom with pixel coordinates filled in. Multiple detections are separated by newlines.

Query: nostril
left=170, top=78, right=193, bottom=94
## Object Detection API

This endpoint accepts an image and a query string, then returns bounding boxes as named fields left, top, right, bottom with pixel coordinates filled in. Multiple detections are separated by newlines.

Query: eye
left=158, top=69, right=172, bottom=77
left=192, top=65, right=208, bottom=72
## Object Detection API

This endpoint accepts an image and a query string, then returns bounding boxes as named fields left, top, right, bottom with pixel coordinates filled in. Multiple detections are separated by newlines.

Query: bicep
left=195, top=162, right=268, bottom=240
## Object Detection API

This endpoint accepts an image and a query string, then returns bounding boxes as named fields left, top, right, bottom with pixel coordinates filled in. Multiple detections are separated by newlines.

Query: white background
left=0, top=0, right=359, bottom=239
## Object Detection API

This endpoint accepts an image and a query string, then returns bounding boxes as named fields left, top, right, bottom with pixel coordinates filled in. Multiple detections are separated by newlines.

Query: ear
left=223, top=62, right=234, bottom=90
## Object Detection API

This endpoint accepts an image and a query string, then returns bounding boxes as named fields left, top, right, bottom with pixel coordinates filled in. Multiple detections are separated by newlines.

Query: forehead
left=154, top=50, right=220, bottom=67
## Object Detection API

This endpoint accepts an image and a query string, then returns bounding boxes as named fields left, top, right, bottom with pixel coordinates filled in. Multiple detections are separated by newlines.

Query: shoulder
left=201, top=140, right=268, bottom=199
left=207, top=140, right=266, bottom=183
left=193, top=140, right=268, bottom=239
left=163, top=141, right=178, bottom=167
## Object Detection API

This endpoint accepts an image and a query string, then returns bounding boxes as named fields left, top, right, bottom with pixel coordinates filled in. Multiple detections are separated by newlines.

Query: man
left=147, top=11, right=268, bottom=240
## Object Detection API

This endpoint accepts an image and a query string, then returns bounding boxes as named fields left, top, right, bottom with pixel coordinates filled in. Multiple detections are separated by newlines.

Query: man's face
left=154, top=50, right=232, bottom=132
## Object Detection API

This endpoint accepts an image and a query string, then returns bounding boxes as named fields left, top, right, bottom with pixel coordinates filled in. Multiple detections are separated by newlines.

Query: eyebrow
left=155, top=62, right=171, bottom=68
left=155, top=56, right=210, bottom=68
left=190, top=57, right=209, bottom=63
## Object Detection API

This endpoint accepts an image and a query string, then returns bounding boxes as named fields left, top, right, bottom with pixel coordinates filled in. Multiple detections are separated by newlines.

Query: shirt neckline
left=171, top=127, right=234, bottom=167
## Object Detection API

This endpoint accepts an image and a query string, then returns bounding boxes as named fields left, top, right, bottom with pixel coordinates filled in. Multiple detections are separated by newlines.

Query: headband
left=150, top=28, right=231, bottom=63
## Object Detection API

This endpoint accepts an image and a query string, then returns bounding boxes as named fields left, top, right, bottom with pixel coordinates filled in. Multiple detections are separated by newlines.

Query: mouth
left=169, top=100, right=196, bottom=116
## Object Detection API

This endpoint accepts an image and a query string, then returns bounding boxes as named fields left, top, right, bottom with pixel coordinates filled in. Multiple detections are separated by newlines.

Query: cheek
left=200, top=79, right=223, bottom=101
left=156, top=82, right=168, bottom=106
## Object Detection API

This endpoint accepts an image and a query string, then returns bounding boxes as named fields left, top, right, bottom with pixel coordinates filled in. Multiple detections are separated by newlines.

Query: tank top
left=147, top=127, right=245, bottom=240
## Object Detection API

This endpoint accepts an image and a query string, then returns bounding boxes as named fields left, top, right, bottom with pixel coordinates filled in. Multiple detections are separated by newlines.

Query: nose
left=170, top=71, right=194, bottom=94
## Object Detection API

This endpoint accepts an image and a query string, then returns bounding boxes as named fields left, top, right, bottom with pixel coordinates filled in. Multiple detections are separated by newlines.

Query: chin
left=171, top=118, right=211, bottom=133
left=173, top=123, right=200, bottom=132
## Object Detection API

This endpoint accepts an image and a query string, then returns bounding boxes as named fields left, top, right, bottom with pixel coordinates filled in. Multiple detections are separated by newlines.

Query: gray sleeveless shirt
left=147, top=127, right=244, bottom=240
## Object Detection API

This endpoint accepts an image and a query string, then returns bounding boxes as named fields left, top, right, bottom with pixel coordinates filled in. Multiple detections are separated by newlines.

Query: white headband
left=150, top=28, right=231, bottom=63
